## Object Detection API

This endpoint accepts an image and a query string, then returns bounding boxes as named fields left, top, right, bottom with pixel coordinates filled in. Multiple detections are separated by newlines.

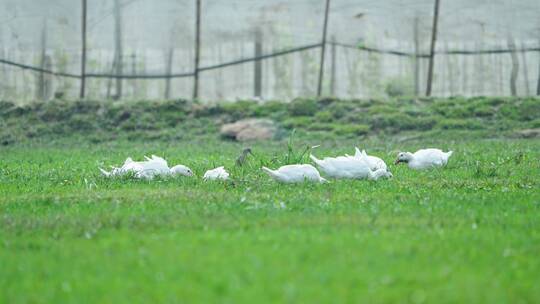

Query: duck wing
left=367, top=155, right=387, bottom=171
left=413, top=149, right=447, bottom=167
left=330, top=157, right=371, bottom=179
left=277, top=165, right=322, bottom=182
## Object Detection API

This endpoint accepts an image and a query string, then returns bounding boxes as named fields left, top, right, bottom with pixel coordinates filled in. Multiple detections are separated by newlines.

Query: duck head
left=170, top=165, right=194, bottom=176
left=395, top=152, right=413, bottom=165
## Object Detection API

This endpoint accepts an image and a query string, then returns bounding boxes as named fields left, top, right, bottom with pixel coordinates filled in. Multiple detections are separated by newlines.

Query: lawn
left=1, top=134, right=539, bottom=303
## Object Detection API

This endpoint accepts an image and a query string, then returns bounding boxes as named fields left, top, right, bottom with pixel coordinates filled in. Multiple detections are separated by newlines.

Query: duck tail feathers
left=310, top=154, right=322, bottom=165
left=99, top=167, right=111, bottom=177
left=262, top=166, right=278, bottom=178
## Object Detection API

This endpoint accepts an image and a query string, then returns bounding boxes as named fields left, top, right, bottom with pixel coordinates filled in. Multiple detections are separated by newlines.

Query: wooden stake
left=520, top=42, right=530, bottom=95
left=508, top=36, right=519, bottom=96
left=113, top=0, right=123, bottom=100
left=80, top=0, right=87, bottom=99
left=193, top=0, right=201, bottom=100
left=413, top=16, right=420, bottom=96
left=165, top=48, right=173, bottom=99
left=426, top=0, right=440, bottom=96
left=537, top=39, right=540, bottom=95
left=330, top=36, right=336, bottom=96
left=254, top=28, right=263, bottom=97
left=38, top=19, right=47, bottom=100
left=317, top=0, right=331, bottom=96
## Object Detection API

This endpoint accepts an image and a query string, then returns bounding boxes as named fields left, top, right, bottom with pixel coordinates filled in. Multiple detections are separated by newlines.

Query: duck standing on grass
left=262, top=164, right=327, bottom=183
left=395, top=149, right=453, bottom=170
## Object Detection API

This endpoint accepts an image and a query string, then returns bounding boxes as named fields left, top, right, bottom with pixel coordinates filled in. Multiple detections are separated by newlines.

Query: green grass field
left=1, top=97, right=539, bottom=303
left=1, top=136, right=539, bottom=303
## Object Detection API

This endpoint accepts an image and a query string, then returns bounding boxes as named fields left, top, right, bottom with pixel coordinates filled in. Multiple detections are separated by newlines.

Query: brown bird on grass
left=236, top=148, right=253, bottom=167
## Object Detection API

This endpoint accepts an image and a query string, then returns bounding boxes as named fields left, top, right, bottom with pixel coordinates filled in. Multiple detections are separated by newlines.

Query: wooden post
left=317, top=0, right=331, bottom=96
left=0, top=28, right=5, bottom=93
left=106, top=59, right=116, bottom=99
left=440, top=43, right=446, bottom=95
left=490, top=49, right=497, bottom=94
left=330, top=35, right=336, bottom=95
left=217, top=44, right=224, bottom=98
left=37, top=19, right=47, bottom=100
left=301, top=48, right=309, bottom=95
left=131, top=52, right=137, bottom=96
left=165, top=48, right=173, bottom=99
left=499, top=40, right=504, bottom=95
left=254, top=28, right=263, bottom=97
left=461, top=44, right=468, bottom=95
left=113, top=0, right=123, bottom=100
left=425, top=0, right=440, bottom=96
left=537, top=39, right=540, bottom=95
left=80, top=0, right=87, bottom=99
left=476, top=24, right=485, bottom=95
left=446, top=42, right=455, bottom=96
left=520, top=42, right=530, bottom=95
left=508, top=36, right=519, bottom=96
left=474, top=42, right=480, bottom=95
left=113, top=0, right=123, bottom=99
left=193, top=0, right=201, bottom=100
left=413, top=16, right=420, bottom=96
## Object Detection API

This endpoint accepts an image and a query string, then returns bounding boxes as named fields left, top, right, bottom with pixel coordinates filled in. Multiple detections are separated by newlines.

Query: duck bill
left=394, top=159, right=401, bottom=165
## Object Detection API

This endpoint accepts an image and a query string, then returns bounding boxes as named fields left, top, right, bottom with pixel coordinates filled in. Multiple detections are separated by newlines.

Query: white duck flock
left=262, top=164, right=327, bottom=183
left=310, top=149, right=392, bottom=181
left=395, top=148, right=453, bottom=170
left=99, top=155, right=193, bottom=179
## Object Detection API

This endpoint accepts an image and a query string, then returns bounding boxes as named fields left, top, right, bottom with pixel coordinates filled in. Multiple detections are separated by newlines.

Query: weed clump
left=289, top=98, right=318, bottom=116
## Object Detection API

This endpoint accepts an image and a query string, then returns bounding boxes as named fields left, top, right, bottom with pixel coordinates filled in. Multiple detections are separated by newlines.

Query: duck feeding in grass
left=99, top=155, right=193, bottom=179
left=262, top=164, right=327, bottom=183
left=353, top=147, right=388, bottom=172
left=310, top=153, right=392, bottom=181
left=203, top=166, right=230, bottom=181
left=395, top=149, right=453, bottom=170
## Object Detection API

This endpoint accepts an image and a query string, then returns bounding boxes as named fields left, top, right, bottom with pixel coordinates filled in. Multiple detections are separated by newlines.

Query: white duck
left=310, top=153, right=392, bottom=180
left=100, top=155, right=193, bottom=179
left=353, top=147, right=388, bottom=171
left=203, top=166, right=230, bottom=181
left=262, top=164, right=327, bottom=183
left=395, top=149, right=453, bottom=170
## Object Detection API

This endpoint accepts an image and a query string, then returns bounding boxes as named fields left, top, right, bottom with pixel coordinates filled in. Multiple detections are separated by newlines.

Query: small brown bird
left=236, top=148, right=253, bottom=167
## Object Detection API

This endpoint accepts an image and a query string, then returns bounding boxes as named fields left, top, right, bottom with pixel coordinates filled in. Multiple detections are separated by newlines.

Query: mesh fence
left=0, top=0, right=539, bottom=103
